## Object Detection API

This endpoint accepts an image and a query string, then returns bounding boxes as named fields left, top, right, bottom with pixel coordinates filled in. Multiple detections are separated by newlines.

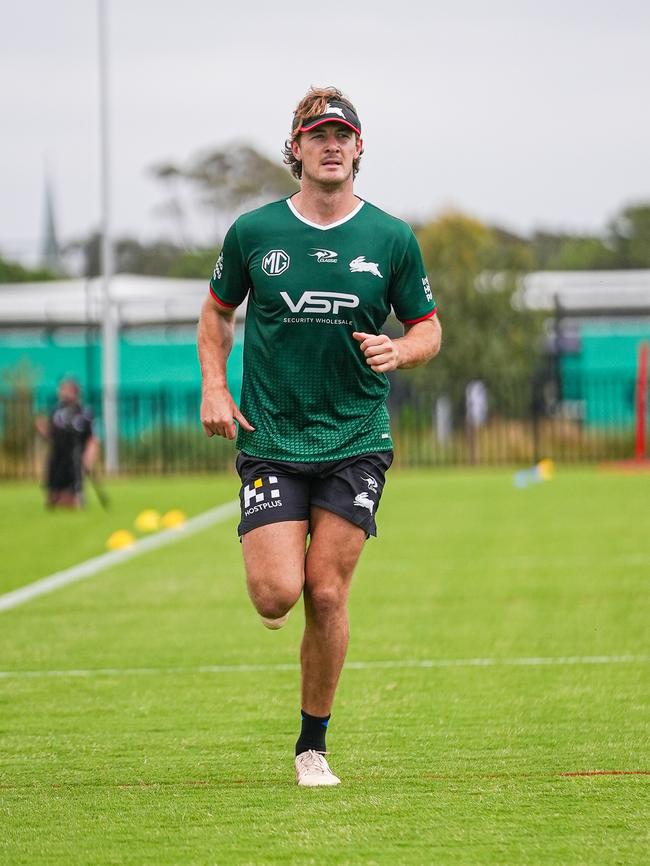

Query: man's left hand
left=352, top=332, right=400, bottom=373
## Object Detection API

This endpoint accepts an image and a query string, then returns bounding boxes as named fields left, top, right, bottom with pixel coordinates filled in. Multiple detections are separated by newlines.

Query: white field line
left=0, top=500, right=240, bottom=613
left=0, top=654, right=647, bottom=680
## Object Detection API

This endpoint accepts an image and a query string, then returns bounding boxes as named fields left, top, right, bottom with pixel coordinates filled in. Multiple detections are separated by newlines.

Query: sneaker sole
left=297, top=776, right=341, bottom=787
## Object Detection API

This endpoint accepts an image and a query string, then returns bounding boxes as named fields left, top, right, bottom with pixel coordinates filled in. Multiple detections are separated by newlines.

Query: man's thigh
left=236, top=453, right=312, bottom=603
left=242, top=520, right=309, bottom=606
left=305, top=507, right=367, bottom=591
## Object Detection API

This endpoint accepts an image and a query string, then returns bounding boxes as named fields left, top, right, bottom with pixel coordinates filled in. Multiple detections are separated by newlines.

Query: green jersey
left=209, top=197, right=437, bottom=462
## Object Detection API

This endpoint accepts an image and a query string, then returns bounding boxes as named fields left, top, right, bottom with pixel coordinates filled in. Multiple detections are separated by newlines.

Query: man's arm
left=82, top=436, right=100, bottom=471
left=352, top=315, right=442, bottom=374
left=34, top=414, right=50, bottom=438
left=197, top=294, right=254, bottom=440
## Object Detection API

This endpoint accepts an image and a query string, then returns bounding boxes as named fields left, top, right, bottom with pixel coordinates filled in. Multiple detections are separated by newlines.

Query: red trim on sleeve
left=209, top=284, right=237, bottom=308
left=400, top=308, right=437, bottom=325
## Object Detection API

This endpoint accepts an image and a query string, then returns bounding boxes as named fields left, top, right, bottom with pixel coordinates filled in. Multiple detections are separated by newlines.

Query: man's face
left=291, top=122, right=362, bottom=187
left=58, top=381, right=80, bottom=403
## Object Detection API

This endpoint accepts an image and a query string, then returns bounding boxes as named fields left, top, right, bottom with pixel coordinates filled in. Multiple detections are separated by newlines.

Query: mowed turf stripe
left=0, top=654, right=647, bottom=678
left=0, top=500, right=239, bottom=613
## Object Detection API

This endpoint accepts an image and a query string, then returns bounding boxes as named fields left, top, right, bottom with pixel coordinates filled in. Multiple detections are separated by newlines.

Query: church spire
left=41, top=171, right=61, bottom=273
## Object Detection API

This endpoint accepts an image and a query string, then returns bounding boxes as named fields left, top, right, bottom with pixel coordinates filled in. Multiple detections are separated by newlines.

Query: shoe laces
left=298, top=749, right=330, bottom=774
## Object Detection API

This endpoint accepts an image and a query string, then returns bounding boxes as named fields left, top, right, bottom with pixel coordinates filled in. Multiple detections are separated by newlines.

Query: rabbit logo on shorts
left=353, top=492, right=374, bottom=514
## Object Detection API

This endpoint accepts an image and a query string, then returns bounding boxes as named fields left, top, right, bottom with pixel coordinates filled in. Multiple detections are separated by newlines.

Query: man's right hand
left=200, top=387, right=255, bottom=440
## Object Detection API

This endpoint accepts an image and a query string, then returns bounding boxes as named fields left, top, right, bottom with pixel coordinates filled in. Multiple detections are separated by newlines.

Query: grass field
left=1, top=467, right=648, bottom=865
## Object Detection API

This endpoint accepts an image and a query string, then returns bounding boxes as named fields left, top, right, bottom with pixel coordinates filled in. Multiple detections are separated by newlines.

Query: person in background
left=36, top=378, right=99, bottom=508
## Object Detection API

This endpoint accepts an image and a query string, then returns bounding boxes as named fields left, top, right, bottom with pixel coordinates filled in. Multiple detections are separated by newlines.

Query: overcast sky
left=2, top=0, right=649, bottom=263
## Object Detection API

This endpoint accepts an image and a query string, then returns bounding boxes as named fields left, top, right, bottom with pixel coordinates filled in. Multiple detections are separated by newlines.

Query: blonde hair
left=282, top=86, right=363, bottom=180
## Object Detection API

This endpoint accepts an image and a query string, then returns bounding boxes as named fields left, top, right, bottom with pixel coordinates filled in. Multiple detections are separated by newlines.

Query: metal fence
left=0, top=373, right=646, bottom=480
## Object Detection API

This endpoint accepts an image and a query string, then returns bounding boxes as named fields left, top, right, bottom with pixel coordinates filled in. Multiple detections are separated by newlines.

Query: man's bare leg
left=242, top=520, right=309, bottom=622
left=47, top=490, right=82, bottom=509
left=292, top=508, right=366, bottom=784
left=242, top=511, right=365, bottom=785
left=300, top=507, right=366, bottom=716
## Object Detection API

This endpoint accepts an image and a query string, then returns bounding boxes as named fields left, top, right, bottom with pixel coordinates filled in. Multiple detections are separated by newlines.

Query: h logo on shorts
left=243, top=476, right=280, bottom=509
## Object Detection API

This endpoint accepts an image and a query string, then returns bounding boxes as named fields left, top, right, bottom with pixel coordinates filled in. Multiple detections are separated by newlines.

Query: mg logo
left=262, top=249, right=290, bottom=276
left=280, top=291, right=359, bottom=315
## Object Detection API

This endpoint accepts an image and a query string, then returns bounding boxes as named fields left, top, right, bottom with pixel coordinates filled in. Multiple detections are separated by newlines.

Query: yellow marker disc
left=134, top=509, right=161, bottom=533
left=161, top=509, right=187, bottom=530
left=537, top=458, right=555, bottom=481
left=106, top=529, right=136, bottom=550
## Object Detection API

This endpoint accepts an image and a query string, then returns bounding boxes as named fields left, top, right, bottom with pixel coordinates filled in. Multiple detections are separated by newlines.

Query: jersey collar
left=286, top=197, right=365, bottom=231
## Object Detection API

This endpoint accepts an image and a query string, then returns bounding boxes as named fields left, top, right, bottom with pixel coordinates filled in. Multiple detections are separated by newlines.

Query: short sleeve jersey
left=209, top=197, right=437, bottom=462
left=47, top=401, right=94, bottom=489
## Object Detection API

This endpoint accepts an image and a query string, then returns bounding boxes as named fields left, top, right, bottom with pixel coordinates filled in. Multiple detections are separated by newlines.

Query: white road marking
left=0, top=654, right=647, bottom=679
left=0, top=500, right=240, bottom=613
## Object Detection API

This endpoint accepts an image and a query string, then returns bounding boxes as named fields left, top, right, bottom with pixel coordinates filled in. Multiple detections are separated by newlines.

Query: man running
left=197, top=86, right=441, bottom=786
left=36, top=378, right=99, bottom=508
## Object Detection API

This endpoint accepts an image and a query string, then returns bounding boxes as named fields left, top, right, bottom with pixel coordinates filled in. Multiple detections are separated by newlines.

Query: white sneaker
left=295, top=750, right=341, bottom=787
left=260, top=612, right=290, bottom=630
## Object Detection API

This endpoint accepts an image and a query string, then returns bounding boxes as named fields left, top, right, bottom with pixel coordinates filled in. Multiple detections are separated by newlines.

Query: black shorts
left=235, top=450, right=394, bottom=538
left=46, top=456, right=82, bottom=493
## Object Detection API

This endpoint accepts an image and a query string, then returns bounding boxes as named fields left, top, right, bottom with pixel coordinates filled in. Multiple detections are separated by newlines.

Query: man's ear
left=291, top=137, right=302, bottom=160
left=355, top=136, right=363, bottom=158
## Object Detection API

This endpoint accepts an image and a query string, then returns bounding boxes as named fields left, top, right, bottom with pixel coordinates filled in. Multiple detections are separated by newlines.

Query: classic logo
left=349, top=256, right=383, bottom=278
left=243, top=475, right=282, bottom=510
left=213, top=251, right=223, bottom=281
left=262, top=249, right=290, bottom=276
left=325, top=103, right=346, bottom=119
left=309, top=248, right=338, bottom=263
left=360, top=473, right=378, bottom=493
left=422, top=276, right=433, bottom=302
left=280, top=290, right=359, bottom=315
left=353, top=492, right=375, bottom=514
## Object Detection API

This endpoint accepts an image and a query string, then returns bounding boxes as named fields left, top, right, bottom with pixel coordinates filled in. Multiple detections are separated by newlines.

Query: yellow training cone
left=106, top=529, right=136, bottom=550
left=536, top=458, right=555, bottom=481
left=134, top=509, right=161, bottom=533
left=161, top=509, right=187, bottom=530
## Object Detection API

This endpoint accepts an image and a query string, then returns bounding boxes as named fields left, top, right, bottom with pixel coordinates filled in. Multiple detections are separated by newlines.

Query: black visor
left=296, top=100, right=361, bottom=136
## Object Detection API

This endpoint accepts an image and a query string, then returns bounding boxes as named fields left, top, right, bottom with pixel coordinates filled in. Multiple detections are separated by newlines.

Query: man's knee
left=247, top=577, right=302, bottom=619
left=304, top=582, right=348, bottom=620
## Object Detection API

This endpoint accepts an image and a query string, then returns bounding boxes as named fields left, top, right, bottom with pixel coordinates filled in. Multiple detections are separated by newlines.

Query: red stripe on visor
left=298, top=117, right=361, bottom=135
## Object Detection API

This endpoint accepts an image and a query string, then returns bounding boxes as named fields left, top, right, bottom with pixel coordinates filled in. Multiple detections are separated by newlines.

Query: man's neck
left=291, top=182, right=360, bottom=227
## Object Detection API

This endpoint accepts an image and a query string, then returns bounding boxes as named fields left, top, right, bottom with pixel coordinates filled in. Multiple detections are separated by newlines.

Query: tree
left=64, top=233, right=214, bottom=279
left=607, top=203, right=650, bottom=268
left=150, top=142, right=298, bottom=242
left=528, top=230, right=615, bottom=271
left=544, top=236, right=616, bottom=271
left=528, top=202, right=650, bottom=271
left=412, top=211, right=542, bottom=412
left=0, top=255, right=59, bottom=283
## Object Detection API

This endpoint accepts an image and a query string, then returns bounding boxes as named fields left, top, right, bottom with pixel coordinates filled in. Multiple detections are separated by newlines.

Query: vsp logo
left=262, top=249, right=290, bottom=276
left=280, top=291, right=359, bottom=315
